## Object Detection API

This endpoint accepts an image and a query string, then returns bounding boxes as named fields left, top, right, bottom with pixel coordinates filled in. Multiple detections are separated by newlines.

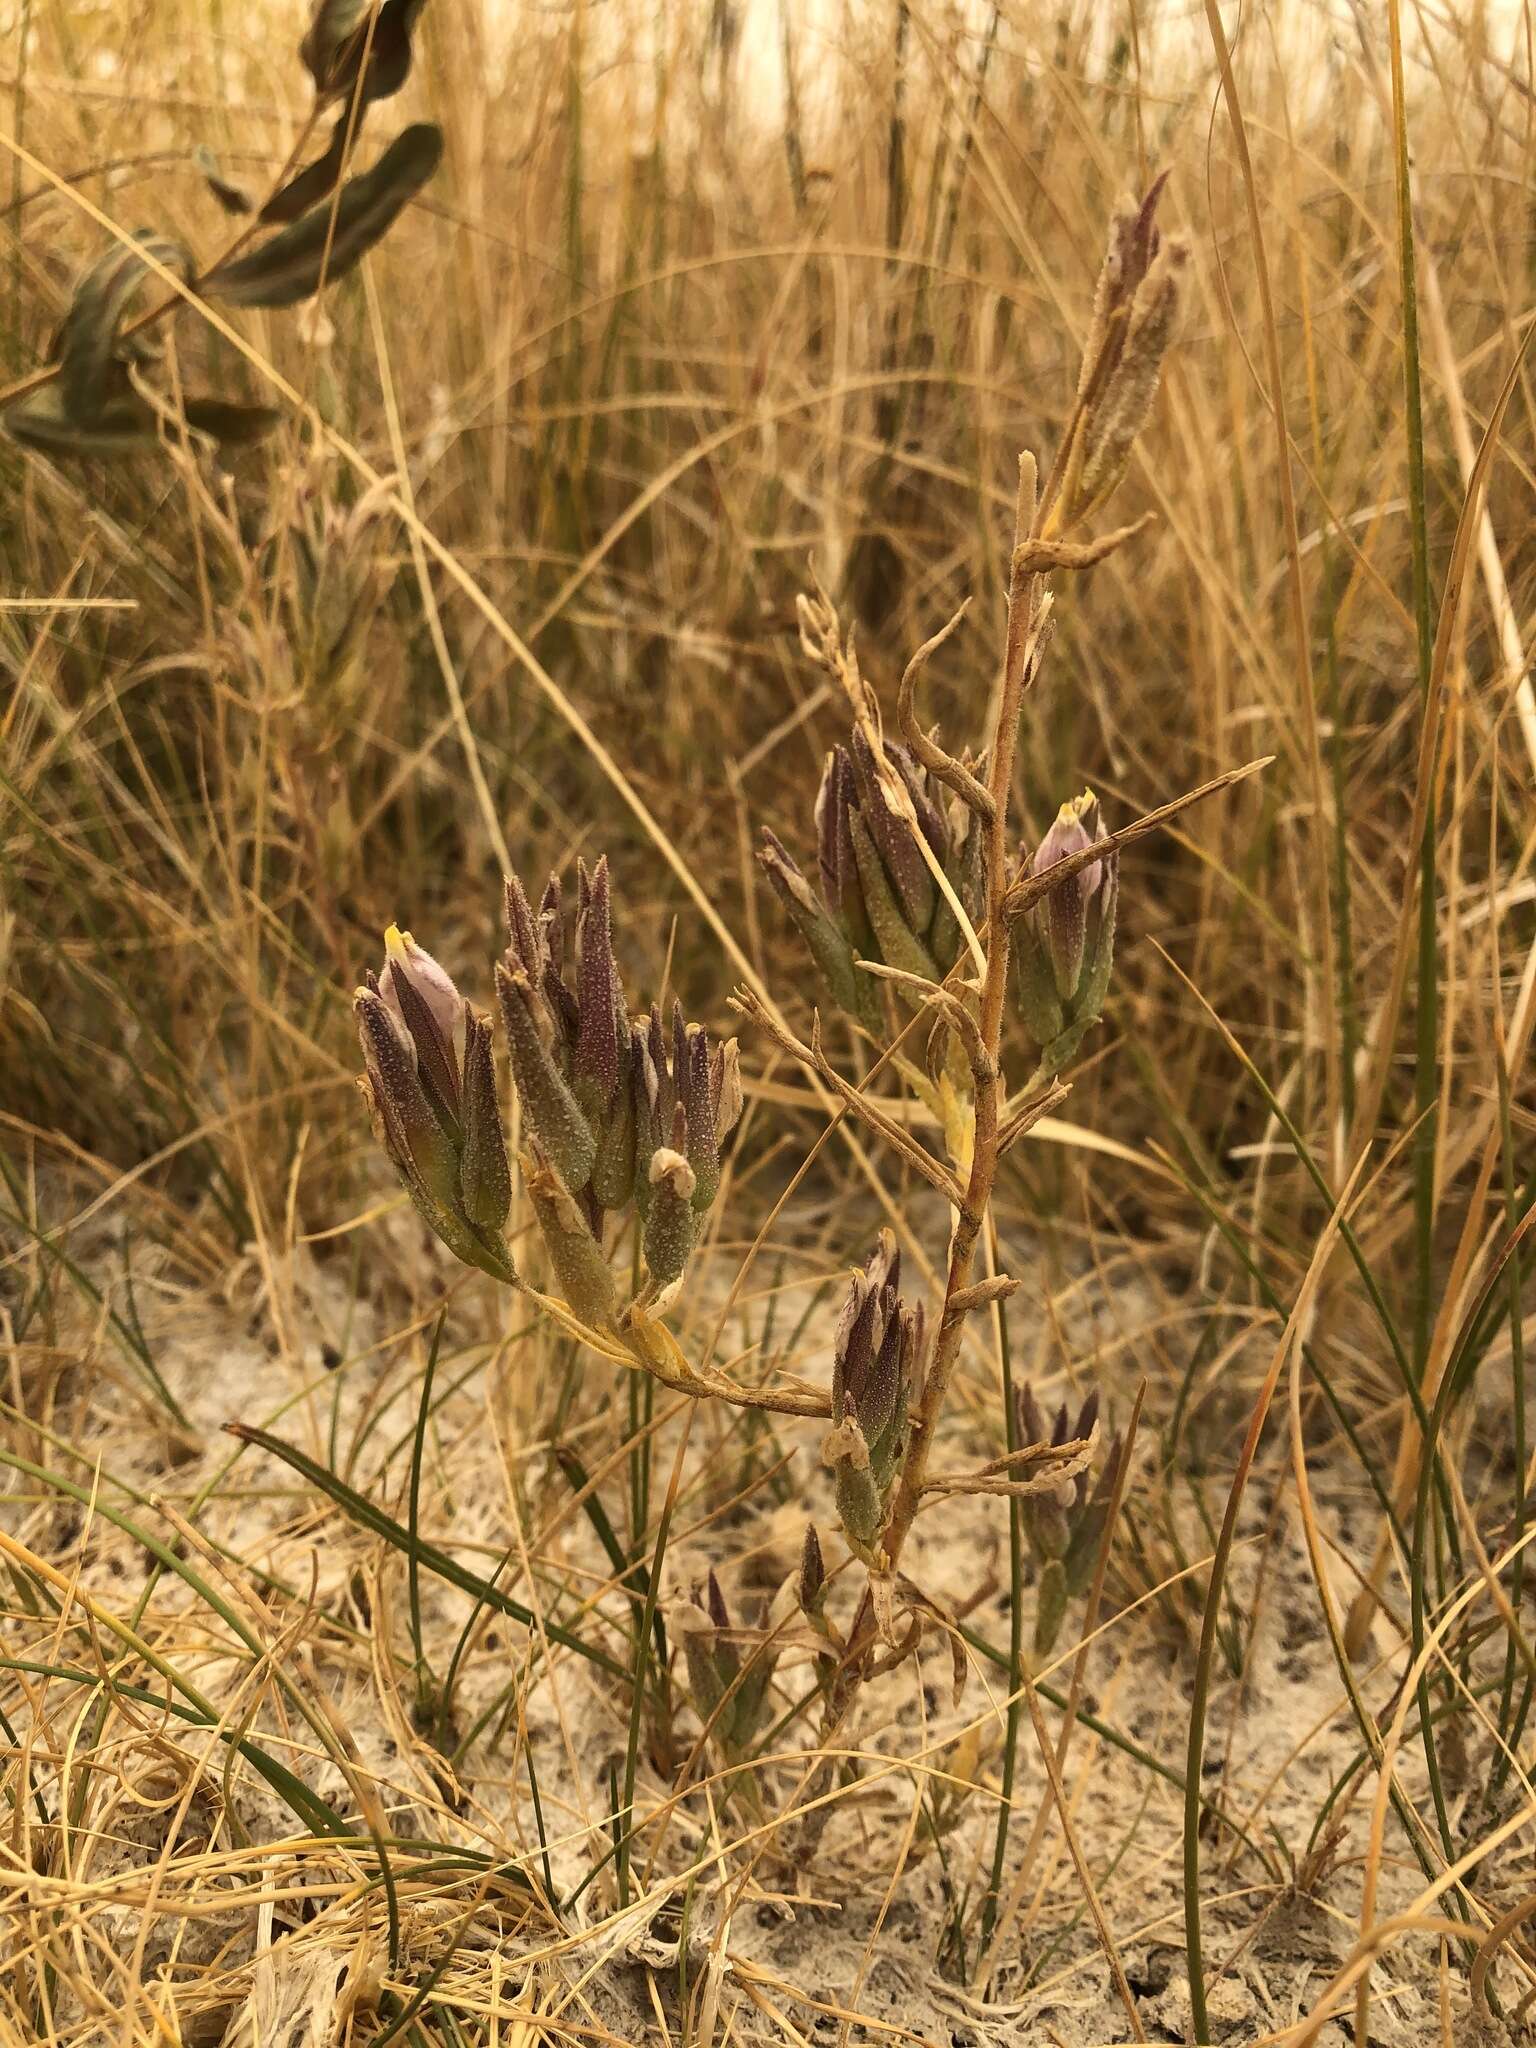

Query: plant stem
left=881, top=459, right=1042, bottom=1570
left=979, top=1219, right=1023, bottom=1958
left=806, top=455, right=1044, bottom=1767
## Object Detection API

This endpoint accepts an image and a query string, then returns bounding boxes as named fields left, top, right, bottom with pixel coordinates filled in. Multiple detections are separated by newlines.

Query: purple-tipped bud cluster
left=354, top=928, right=516, bottom=1284
left=1013, top=791, right=1118, bottom=1082
left=1015, top=1383, right=1121, bottom=1659
left=1067, top=177, right=1188, bottom=525
left=760, top=729, right=985, bottom=1038
left=674, top=1568, right=778, bottom=1755
left=822, top=1231, right=925, bottom=1551
left=497, top=857, right=743, bottom=1313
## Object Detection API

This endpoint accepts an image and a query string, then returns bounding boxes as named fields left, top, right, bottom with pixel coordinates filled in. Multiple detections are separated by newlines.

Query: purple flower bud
left=759, top=827, right=866, bottom=1023
left=355, top=972, right=517, bottom=1287
left=378, top=925, right=464, bottom=1120
left=589, top=1029, right=637, bottom=1212
left=646, top=1006, right=673, bottom=1127
left=799, top=1524, right=827, bottom=1614
left=827, top=1232, right=920, bottom=1548
left=682, top=1023, right=721, bottom=1210
left=539, top=875, right=564, bottom=982
left=642, top=1146, right=697, bottom=1297
left=458, top=1010, right=511, bottom=1235
left=706, top=1567, right=731, bottom=1633
left=1030, top=793, right=1103, bottom=1001
left=850, top=813, right=939, bottom=984
left=503, top=875, right=543, bottom=980
left=356, top=986, right=458, bottom=1204
left=524, top=1146, right=615, bottom=1324
left=574, top=856, right=623, bottom=1118
left=1015, top=792, right=1118, bottom=1078
left=495, top=963, right=597, bottom=1195
left=849, top=726, right=935, bottom=937
left=815, top=749, right=877, bottom=959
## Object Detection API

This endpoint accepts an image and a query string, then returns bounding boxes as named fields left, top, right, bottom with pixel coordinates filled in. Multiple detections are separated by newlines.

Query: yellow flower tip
left=1056, top=789, right=1097, bottom=828
left=384, top=923, right=412, bottom=963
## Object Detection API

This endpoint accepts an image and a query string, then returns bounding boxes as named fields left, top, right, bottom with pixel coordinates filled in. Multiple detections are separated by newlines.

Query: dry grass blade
left=4, top=9, right=1533, bottom=2041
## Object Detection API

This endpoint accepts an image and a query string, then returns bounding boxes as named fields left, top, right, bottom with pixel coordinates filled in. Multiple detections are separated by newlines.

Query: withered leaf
left=204, top=123, right=443, bottom=308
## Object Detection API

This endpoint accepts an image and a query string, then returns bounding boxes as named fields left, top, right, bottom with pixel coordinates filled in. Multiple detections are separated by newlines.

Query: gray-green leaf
left=4, top=383, right=158, bottom=456
left=300, top=0, right=425, bottom=106
left=204, top=123, right=443, bottom=309
left=4, top=385, right=283, bottom=459
left=57, top=232, right=191, bottom=426
left=260, top=114, right=353, bottom=226
left=181, top=398, right=285, bottom=447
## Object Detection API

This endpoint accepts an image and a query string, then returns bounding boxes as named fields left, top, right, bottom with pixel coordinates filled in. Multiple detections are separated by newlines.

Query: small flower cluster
left=1061, top=178, right=1188, bottom=529
left=355, top=928, right=515, bottom=1284
left=760, top=730, right=985, bottom=1038
left=1014, top=791, right=1118, bottom=1084
left=821, top=1232, right=925, bottom=1551
left=674, top=1569, right=782, bottom=1758
left=1016, top=1383, right=1120, bottom=1660
left=498, top=857, right=743, bottom=1318
left=354, top=858, right=742, bottom=1319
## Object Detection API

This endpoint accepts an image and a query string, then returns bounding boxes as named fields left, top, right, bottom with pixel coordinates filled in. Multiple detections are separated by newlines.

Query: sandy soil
left=1, top=1204, right=1518, bottom=2046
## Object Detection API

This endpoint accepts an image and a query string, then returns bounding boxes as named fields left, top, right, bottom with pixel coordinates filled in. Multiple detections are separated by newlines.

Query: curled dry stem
left=855, top=959, right=991, bottom=1089
left=997, top=1075, right=1072, bottom=1155
left=895, top=598, right=995, bottom=823
left=923, top=1422, right=1099, bottom=1499
left=1010, top=510, right=1155, bottom=578
left=944, top=1273, right=1020, bottom=1316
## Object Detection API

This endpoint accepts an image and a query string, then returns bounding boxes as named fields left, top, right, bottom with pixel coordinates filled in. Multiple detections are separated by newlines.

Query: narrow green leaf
left=226, top=1421, right=628, bottom=1681
left=58, top=231, right=191, bottom=425
left=206, top=123, right=443, bottom=308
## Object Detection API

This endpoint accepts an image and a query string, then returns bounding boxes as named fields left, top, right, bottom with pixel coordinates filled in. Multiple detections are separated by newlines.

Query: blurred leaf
left=5, top=385, right=283, bottom=459
left=300, top=0, right=426, bottom=108
left=4, top=384, right=158, bottom=456
left=57, top=232, right=191, bottom=426
left=301, top=0, right=374, bottom=92
left=194, top=144, right=255, bottom=216
left=181, top=397, right=285, bottom=447
left=205, top=123, right=443, bottom=309
left=261, top=114, right=353, bottom=225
